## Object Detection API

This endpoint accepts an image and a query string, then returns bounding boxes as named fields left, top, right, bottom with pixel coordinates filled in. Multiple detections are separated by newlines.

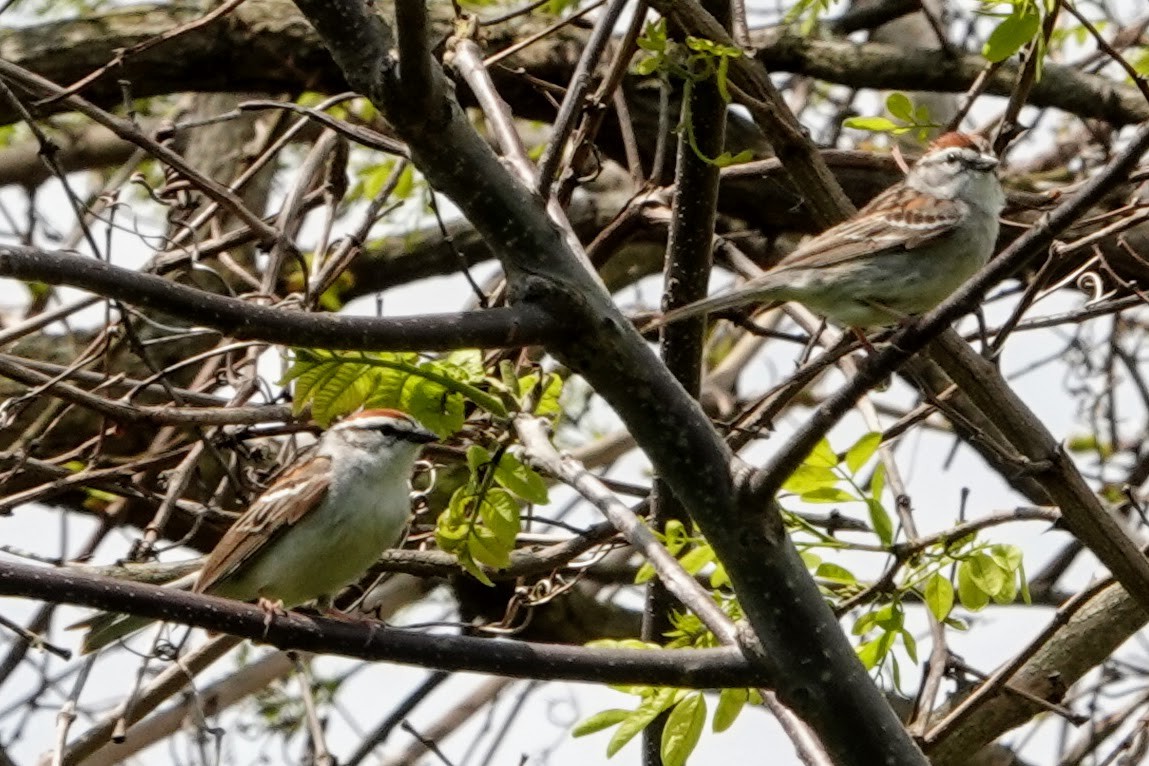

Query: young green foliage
left=633, top=20, right=753, bottom=168
left=573, top=639, right=762, bottom=766
left=978, top=0, right=1053, bottom=79
left=844, top=92, right=939, bottom=142
left=784, top=0, right=839, bottom=34
left=433, top=445, right=549, bottom=585
left=574, top=427, right=1032, bottom=761
left=282, top=348, right=502, bottom=434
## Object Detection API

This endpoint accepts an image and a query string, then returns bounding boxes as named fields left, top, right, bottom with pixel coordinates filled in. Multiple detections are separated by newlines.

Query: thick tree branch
left=928, top=580, right=1147, bottom=765
left=2, top=2, right=1145, bottom=133
left=752, top=29, right=1149, bottom=127
left=0, top=246, right=555, bottom=351
left=0, top=559, right=768, bottom=688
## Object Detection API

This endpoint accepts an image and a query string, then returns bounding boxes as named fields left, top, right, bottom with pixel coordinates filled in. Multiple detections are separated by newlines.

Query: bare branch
left=0, top=558, right=773, bottom=688
left=0, top=245, right=556, bottom=352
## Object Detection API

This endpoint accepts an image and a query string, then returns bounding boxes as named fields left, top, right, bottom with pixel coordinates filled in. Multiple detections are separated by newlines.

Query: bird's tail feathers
left=68, top=567, right=200, bottom=654
left=74, top=613, right=157, bottom=654
left=647, top=282, right=785, bottom=331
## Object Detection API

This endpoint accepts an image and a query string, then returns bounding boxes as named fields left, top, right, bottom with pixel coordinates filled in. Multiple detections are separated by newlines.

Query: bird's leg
left=314, top=594, right=373, bottom=624
left=257, top=596, right=286, bottom=637
left=851, top=327, right=878, bottom=354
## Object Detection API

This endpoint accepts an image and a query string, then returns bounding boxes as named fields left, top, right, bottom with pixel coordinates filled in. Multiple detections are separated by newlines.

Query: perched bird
left=657, top=132, right=1005, bottom=330
left=80, top=409, right=436, bottom=653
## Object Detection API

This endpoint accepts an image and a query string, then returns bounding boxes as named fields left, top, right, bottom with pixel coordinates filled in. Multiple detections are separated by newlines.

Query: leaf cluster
left=634, top=20, right=753, bottom=168
left=844, top=93, right=938, bottom=143
left=435, top=445, right=548, bottom=585
left=573, top=639, right=762, bottom=766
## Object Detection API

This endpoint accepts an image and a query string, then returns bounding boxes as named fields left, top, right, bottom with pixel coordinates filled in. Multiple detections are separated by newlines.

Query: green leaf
left=685, top=36, right=714, bottom=53
left=857, top=633, right=893, bottom=669
left=492, top=451, right=550, bottom=505
left=845, top=432, right=882, bottom=473
left=852, top=611, right=876, bottom=636
left=709, top=563, right=729, bottom=589
left=663, top=520, right=688, bottom=554
left=957, top=560, right=990, bottom=611
left=989, top=544, right=1023, bottom=573
left=469, top=526, right=511, bottom=569
left=466, top=445, right=492, bottom=475
left=359, top=162, right=394, bottom=200
left=678, top=545, right=715, bottom=575
left=867, top=498, right=894, bottom=545
left=983, top=7, right=1041, bottom=62
left=637, top=19, right=668, bottom=51
left=446, top=349, right=485, bottom=378
left=392, top=163, right=415, bottom=200
left=844, top=116, right=901, bottom=133
left=456, top=549, right=494, bottom=587
left=661, top=692, right=706, bottom=766
left=781, top=464, right=839, bottom=495
left=395, top=373, right=466, bottom=437
left=635, top=562, right=656, bottom=584
left=944, top=616, right=970, bottom=631
left=712, top=688, right=747, bottom=733
left=479, top=488, right=520, bottom=549
left=317, top=368, right=378, bottom=420
left=924, top=574, right=954, bottom=622
left=285, top=348, right=500, bottom=432
left=635, top=56, right=661, bottom=76
left=871, top=462, right=886, bottom=503
left=808, top=438, right=839, bottom=468
left=873, top=603, right=903, bottom=631
left=607, top=688, right=679, bottom=757
left=534, top=373, right=564, bottom=417
left=900, top=629, right=918, bottom=664
left=573, top=709, right=632, bottom=737
left=801, top=486, right=856, bottom=504
left=815, top=562, right=857, bottom=584
left=966, top=553, right=1006, bottom=596
left=1018, top=562, right=1031, bottom=605
left=885, top=92, right=914, bottom=122
left=992, top=570, right=1018, bottom=604
left=711, top=149, right=754, bottom=168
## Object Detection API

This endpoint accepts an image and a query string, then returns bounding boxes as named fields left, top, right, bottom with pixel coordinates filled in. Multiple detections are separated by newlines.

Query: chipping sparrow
left=80, top=409, right=437, bottom=653
left=658, top=132, right=1005, bottom=329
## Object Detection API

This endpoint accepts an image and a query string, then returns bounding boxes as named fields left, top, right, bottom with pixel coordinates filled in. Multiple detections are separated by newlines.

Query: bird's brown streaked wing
left=772, top=190, right=969, bottom=273
left=193, top=454, right=332, bottom=594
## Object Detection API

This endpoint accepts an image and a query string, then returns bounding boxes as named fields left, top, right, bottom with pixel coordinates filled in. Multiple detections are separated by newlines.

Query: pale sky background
left=1, top=0, right=1147, bottom=764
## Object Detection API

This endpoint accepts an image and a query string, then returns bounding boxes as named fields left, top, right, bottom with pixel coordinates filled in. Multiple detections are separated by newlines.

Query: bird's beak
left=973, top=154, right=999, bottom=171
left=410, top=426, right=438, bottom=444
